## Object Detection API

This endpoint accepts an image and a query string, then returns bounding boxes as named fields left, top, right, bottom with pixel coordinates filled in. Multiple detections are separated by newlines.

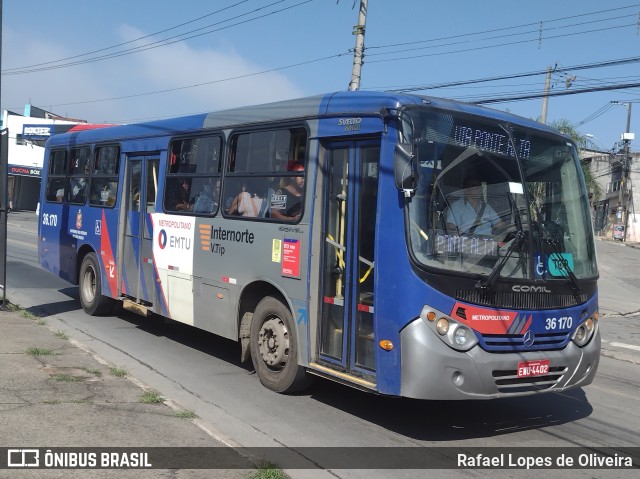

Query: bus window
left=224, top=127, right=307, bottom=221
left=89, top=145, right=119, bottom=207
left=146, top=159, right=159, bottom=215
left=67, top=147, right=91, bottom=205
left=164, top=135, right=221, bottom=215
left=45, top=150, right=67, bottom=202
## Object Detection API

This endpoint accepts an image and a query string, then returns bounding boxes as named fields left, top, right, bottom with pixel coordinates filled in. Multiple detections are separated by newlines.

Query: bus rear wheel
left=79, top=252, right=115, bottom=316
left=250, top=296, right=311, bottom=393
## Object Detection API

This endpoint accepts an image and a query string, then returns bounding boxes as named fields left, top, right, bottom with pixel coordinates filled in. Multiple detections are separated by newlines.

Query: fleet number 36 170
left=545, top=316, right=572, bottom=330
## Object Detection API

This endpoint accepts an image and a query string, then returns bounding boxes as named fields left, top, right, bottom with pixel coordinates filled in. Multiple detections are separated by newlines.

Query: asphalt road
left=4, top=211, right=639, bottom=478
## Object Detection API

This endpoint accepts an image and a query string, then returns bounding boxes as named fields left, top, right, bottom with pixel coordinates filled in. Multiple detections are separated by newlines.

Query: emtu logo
left=199, top=224, right=212, bottom=251
left=158, top=229, right=168, bottom=249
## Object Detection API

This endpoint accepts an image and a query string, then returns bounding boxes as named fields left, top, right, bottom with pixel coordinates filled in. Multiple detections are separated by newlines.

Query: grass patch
left=21, top=309, right=40, bottom=321
left=36, top=319, right=48, bottom=326
left=54, top=330, right=69, bottom=340
left=4, top=303, right=20, bottom=312
left=140, top=390, right=165, bottom=404
left=173, top=409, right=198, bottom=419
left=248, top=462, right=288, bottom=479
left=110, top=366, right=128, bottom=378
left=51, top=374, right=82, bottom=382
left=27, top=347, right=54, bottom=356
left=84, top=368, right=102, bottom=377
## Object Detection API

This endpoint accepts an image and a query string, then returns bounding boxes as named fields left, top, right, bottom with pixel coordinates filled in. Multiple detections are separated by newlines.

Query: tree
left=548, top=119, right=602, bottom=203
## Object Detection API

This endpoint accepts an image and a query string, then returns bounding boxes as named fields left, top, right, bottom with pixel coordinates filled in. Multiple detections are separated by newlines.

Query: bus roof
left=45, top=91, right=561, bottom=148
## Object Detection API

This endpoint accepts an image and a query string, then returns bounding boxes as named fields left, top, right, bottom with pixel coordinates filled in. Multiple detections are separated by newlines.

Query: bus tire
left=79, top=252, right=114, bottom=316
left=250, top=296, right=311, bottom=393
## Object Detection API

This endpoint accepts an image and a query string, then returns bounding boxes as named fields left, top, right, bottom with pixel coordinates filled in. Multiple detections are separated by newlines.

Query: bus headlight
left=420, top=306, right=478, bottom=352
left=571, top=317, right=596, bottom=347
left=436, top=318, right=449, bottom=335
left=454, top=326, right=470, bottom=346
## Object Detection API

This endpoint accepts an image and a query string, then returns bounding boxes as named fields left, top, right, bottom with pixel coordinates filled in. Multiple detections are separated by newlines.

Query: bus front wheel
left=249, top=296, right=311, bottom=393
left=79, top=252, right=114, bottom=316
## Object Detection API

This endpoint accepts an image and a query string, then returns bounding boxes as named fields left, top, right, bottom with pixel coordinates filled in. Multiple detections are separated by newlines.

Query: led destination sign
left=452, top=124, right=531, bottom=160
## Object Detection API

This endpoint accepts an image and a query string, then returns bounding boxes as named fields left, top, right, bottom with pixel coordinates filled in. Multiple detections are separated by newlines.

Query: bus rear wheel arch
left=249, top=296, right=311, bottom=393
left=78, top=252, right=116, bottom=316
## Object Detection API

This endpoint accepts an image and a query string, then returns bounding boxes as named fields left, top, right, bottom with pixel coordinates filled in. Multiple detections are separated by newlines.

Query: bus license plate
left=517, top=359, right=550, bottom=378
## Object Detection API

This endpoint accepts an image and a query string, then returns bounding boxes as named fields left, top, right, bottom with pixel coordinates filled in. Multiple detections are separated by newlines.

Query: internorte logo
left=198, top=224, right=255, bottom=256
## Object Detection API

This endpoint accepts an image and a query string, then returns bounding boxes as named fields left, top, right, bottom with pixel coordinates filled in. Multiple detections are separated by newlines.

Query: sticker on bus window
left=548, top=253, right=573, bottom=277
left=281, top=238, right=300, bottom=278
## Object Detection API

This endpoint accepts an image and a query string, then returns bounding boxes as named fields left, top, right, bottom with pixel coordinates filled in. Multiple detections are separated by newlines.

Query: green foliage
left=248, top=462, right=288, bottom=479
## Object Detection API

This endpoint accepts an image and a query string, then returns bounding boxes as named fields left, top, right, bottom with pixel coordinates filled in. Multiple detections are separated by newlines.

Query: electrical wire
left=2, top=0, right=313, bottom=75
left=366, top=4, right=640, bottom=51
left=1, top=0, right=250, bottom=73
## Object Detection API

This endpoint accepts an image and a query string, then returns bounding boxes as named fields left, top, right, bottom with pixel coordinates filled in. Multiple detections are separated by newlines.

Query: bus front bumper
left=399, top=318, right=600, bottom=400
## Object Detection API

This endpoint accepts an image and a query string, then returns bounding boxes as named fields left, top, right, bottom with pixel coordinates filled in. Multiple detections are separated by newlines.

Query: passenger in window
left=445, top=175, right=503, bottom=236
left=193, top=180, right=219, bottom=214
left=271, top=164, right=304, bottom=221
left=169, top=178, right=193, bottom=211
left=228, top=181, right=263, bottom=217
left=56, top=187, right=65, bottom=203
left=70, top=177, right=88, bottom=203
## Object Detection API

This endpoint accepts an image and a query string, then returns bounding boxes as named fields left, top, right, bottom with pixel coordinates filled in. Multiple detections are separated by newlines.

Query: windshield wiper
left=475, top=230, right=526, bottom=291
left=538, top=227, right=584, bottom=303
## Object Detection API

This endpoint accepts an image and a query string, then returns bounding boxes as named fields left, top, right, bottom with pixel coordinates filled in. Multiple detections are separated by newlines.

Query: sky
left=2, top=0, right=639, bottom=152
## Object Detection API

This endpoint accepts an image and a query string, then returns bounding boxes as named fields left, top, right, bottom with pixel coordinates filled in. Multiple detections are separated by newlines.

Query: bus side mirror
left=394, top=143, right=418, bottom=196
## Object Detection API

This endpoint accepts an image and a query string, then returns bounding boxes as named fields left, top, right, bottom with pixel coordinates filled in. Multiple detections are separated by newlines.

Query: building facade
left=584, top=148, right=639, bottom=242
left=2, top=105, right=86, bottom=211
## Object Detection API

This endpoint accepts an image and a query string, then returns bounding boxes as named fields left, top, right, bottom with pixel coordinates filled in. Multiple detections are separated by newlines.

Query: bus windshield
left=406, top=109, right=598, bottom=280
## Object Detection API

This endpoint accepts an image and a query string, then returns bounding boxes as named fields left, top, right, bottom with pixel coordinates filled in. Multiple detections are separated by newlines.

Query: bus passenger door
left=319, top=140, right=380, bottom=380
left=120, top=156, right=159, bottom=305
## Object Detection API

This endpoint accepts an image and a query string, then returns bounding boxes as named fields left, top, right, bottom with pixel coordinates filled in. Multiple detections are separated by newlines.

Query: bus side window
left=224, top=127, right=307, bottom=222
left=164, top=135, right=221, bottom=215
left=89, top=146, right=119, bottom=207
left=45, top=150, right=68, bottom=203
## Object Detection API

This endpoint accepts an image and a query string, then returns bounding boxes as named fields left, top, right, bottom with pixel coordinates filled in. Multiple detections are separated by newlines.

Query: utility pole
left=540, top=66, right=552, bottom=124
left=0, top=0, right=7, bottom=309
left=348, top=0, right=367, bottom=91
left=620, top=102, right=633, bottom=241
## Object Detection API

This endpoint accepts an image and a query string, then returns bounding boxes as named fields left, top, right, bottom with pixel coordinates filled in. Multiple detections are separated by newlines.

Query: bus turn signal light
left=379, top=340, right=393, bottom=351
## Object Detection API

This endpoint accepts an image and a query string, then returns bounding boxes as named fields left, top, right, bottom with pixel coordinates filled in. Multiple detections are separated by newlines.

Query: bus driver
left=445, top=176, right=503, bottom=236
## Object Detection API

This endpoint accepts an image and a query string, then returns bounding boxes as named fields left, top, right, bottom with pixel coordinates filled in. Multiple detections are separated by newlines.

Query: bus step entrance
left=122, top=299, right=149, bottom=317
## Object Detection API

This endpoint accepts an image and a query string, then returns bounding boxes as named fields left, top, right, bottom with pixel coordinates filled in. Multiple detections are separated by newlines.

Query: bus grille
left=455, top=289, right=586, bottom=309
left=478, top=331, right=571, bottom=352
left=492, top=367, right=567, bottom=394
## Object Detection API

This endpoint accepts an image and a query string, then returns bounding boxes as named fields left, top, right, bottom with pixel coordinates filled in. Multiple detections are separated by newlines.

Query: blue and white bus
left=39, top=91, right=600, bottom=398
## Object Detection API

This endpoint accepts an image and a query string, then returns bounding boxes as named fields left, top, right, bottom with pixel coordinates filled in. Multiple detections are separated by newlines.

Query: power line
left=471, top=81, right=640, bottom=105
left=366, top=21, right=638, bottom=65
left=1, top=0, right=249, bottom=73
left=2, top=0, right=313, bottom=75
left=366, top=3, right=640, bottom=51
left=386, top=56, right=640, bottom=93
left=13, top=52, right=349, bottom=111
left=366, top=13, right=636, bottom=59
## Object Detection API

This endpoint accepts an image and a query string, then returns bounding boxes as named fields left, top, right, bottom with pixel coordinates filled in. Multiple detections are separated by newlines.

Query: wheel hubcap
left=82, top=265, right=97, bottom=303
left=257, top=317, right=289, bottom=370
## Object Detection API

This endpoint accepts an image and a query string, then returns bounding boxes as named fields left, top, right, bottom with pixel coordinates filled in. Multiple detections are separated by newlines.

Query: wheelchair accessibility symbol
left=535, top=254, right=546, bottom=277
